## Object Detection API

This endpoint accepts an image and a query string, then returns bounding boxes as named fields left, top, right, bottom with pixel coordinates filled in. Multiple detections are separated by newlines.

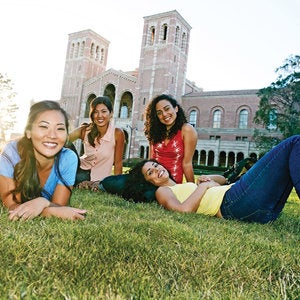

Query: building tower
left=60, top=29, right=109, bottom=127
left=136, top=10, right=191, bottom=105
left=132, top=10, right=192, bottom=156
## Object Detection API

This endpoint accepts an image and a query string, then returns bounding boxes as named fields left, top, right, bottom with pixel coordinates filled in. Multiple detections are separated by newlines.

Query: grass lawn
left=0, top=189, right=299, bottom=299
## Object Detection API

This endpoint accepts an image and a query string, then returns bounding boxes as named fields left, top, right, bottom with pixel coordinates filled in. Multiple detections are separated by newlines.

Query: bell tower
left=136, top=10, right=191, bottom=106
left=60, top=29, right=109, bottom=127
left=132, top=10, right=192, bottom=155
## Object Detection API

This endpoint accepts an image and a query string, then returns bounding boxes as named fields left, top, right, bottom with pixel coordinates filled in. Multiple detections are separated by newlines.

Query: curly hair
left=13, top=100, right=70, bottom=202
left=144, top=94, right=187, bottom=144
left=87, top=96, right=113, bottom=147
left=122, top=159, right=175, bottom=203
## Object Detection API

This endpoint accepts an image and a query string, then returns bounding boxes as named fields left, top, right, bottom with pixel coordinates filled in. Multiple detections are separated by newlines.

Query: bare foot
left=77, top=181, right=100, bottom=191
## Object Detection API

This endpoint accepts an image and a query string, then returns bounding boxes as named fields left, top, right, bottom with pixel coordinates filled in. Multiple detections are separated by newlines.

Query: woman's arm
left=0, top=176, right=51, bottom=220
left=113, top=127, right=125, bottom=175
left=68, top=125, right=87, bottom=142
left=155, top=181, right=219, bottom=213
left=50, top=184, right=72, bottom=206
left=182, top=123, right=197, bottom=182
left=41, top=186, right=86, bottom=220
left=0, top=175, right=21, bottom=210
left=149, top=144, right=154, bottom=159
left=7, top=185, right=86, bottom=220
left=41, top=206, right=87, bottom=220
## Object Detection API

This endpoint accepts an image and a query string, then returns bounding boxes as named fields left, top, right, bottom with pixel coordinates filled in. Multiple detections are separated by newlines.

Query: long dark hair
left=13, top=100, right=69, bottom=202
left=144, top=94, right=187, bottom=144
left=122, top=159, right=158, bottom=203
left=87, top=96, right=113, bottom=147
left=122, top=159, right=175, bottom=203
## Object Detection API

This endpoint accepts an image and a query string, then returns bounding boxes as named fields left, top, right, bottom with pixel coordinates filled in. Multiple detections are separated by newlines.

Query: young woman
left=125, top=135, right=300, bottom=224
left=144, top=94, right=197, bottom=183
left=0, top=101, right=87, bottom=221
left=69, top=96, right=125, bottom=188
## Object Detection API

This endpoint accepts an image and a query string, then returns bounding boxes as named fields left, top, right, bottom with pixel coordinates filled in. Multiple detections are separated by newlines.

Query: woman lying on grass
left=0, top=101, right=87, bottom=221
left=123, top=135, right=300, bottom=223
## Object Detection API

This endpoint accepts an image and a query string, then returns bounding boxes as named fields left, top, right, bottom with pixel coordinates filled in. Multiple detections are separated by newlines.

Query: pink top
left=80, top=123, right=115, bottom=181
left=151, top=130, right=184, bottom=183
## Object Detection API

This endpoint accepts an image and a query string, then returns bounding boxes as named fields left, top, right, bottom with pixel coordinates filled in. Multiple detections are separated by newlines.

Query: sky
left=1, top=0, right=299, bottom=129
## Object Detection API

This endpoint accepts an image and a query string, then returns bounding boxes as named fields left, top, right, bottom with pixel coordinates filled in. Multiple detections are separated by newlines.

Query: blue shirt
left=0, top=140, right=78, bottom=200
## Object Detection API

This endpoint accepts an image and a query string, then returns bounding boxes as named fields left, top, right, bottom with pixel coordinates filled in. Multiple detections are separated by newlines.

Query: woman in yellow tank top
left=123, top=136, right=300, bottom=224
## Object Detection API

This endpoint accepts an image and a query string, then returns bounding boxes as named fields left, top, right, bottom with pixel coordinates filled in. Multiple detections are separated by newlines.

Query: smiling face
left=92, top=103, right=112, bottom=128
left=155, top=99, right=178, bottom=130
left=26, top=110, right=67, bottom=161
left=142, top=161, right=170, bottom=186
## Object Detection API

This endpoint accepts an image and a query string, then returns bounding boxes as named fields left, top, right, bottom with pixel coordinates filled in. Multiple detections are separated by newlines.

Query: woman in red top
left=144, top=94, right=197, bottom=183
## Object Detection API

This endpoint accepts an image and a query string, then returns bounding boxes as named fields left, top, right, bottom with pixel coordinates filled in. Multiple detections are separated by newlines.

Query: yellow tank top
left=167, top=182, right=232, bottom=216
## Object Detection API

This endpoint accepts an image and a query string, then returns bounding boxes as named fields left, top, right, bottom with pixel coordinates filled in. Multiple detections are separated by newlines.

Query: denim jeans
left=220, top=135, right=300, bottom=223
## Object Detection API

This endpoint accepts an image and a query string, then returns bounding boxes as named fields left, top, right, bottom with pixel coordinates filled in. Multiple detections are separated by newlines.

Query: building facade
left=60, top=10, right=269, bottom=168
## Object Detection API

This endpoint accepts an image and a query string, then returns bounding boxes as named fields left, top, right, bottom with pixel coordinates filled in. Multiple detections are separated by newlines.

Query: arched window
left=80, top=41, right=85, bottom=56
left=161, top=23, right=168, bottom=42
left=267, top=109, right=277, bottom=130
left=90, top=43, right=95, bottom=58
left=213, top=110, right=221, bottom=128
left=237, top=152, right=244, bottom=162
left=181, top=32, right=186, bottom=51
left=219, top=151, right=226, bottom=167
left=200, top=150, right=206, bottom=165
left=70, top=43, right=75, bottom=59
left=75, top=42, right=80, bottom=57
left=149, top=26, right=155, bottom=45
left=193, top=150, right=198, bottom=164
left=140, top=146, right=145, bottom=159
left=175, top=26, right=180, bottom=45
left=239, top=109, right=248, bottom=129
left=120, top=105, right=128, bottom=119
left=227, top=152, right=235, bottom=167
left=208, top=151, right=215, bottom=166
left=100, top=48, right=104, bottom=63
left=189, top=110, right=197, bottom=127
left=95, top=46, right=100, bottom=61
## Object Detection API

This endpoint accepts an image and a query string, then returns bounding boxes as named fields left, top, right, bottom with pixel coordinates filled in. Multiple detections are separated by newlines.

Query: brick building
left=60, top=10, right=270, bottom=168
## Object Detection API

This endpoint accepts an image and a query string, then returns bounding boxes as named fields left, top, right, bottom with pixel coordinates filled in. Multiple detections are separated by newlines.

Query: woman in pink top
left=69, top=96, right=125, bottom=188
left=144, top=94, right=197, bottom=183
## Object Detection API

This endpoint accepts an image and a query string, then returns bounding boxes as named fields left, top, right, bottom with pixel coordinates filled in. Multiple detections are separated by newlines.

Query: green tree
left=254, top=55, right=300, bottom=150
left=0, top=73, right=18, bottom=141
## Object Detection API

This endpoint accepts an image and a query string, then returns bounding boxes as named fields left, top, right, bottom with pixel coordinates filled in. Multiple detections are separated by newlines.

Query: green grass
left=0, top=189, right=299, bottom=299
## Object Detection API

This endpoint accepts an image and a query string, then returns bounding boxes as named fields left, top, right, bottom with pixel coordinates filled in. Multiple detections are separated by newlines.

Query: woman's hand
left=8, top=197, right=50, bottom=221
left=197, top=175, right=212, bottom=184
left=197, top=179, right=220, bottom=189
left=197, top=174, right=227, bottom=186
left=82, top=154, right=96, bottom=162
left=44, top=206, right=87, bottom=220
left=204, top=180, right=220, bottom=188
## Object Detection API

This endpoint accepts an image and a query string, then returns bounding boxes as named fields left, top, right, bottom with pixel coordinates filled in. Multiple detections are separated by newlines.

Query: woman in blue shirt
left=0, top=100, right=86, bottom=221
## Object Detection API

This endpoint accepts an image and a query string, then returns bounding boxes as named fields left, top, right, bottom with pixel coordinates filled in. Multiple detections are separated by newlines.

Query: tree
left=254, top=55, right=300, bottom=150
left=0, top=73, right=18, bottom=141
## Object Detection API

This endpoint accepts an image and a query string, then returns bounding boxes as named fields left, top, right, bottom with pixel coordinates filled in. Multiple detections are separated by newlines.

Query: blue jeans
left=220, top=135, right=300, bottom=223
